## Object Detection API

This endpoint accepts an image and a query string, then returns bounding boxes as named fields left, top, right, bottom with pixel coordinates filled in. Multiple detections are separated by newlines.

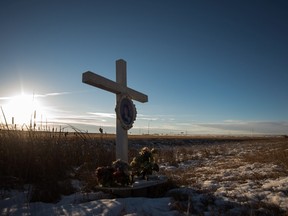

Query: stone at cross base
left=82, top=59, right=148, bottom=163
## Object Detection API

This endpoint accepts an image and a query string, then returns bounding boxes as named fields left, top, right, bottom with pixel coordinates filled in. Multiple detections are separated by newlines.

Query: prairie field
left=1, top=129, right=288, bottom=215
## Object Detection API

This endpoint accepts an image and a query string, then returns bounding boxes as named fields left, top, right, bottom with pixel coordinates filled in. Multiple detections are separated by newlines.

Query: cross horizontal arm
left=83, top=71, right=120, bottom=94
left=127, top=86, right=148, bottom=103
left=82, top=71, right=148, bottom=103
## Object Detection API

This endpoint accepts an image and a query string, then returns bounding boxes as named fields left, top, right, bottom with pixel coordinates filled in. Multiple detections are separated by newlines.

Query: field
left=1, top=130, right=288, bottom=215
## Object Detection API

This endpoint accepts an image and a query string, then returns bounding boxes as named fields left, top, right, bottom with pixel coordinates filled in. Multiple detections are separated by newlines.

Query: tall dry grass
left=0, top=128, right=114, bottom=202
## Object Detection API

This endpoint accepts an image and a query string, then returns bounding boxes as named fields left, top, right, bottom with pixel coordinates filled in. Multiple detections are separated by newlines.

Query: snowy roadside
left=162, top=139, right=288, bottom=215
left=1, top=138, right=288, bottom=215
left=1, top=190, right=178, bottom=215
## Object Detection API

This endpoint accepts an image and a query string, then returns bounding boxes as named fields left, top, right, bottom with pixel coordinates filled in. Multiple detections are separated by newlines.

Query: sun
left=1, top=93, right=48, bottom=129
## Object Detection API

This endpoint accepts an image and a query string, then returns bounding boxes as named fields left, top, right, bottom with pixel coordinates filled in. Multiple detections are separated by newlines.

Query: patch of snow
left=1, top=190, right=178, bottom=216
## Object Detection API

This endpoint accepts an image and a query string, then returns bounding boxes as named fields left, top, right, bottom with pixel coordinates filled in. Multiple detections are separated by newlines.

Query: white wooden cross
left=82, top=59, right=148, bottom=162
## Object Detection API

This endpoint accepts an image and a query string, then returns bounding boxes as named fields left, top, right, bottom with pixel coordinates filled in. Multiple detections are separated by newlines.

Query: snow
left=1, top=138, right=288, bottom=215
left=1, top=191, right=178, bottom=215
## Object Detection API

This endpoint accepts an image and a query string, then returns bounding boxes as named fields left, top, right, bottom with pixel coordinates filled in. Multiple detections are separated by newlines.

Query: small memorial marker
left=82, top=59, right=148, bottom=162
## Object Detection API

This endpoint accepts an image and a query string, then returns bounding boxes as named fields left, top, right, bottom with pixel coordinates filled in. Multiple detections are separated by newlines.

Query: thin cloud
left=223, top=119, right=246, bottom=124
left=136, top=114, right=164, bottom=121
left=48, top=113, right=115, bottom=128
left=87, top=112, right=116, bottom=118
left=137, top=117, right=159, bottom=121
left=196, top=120, right=288, bottom=135
left=34, top=92, right=71, bottom=98
left=0, top=91, right=72, bottom=100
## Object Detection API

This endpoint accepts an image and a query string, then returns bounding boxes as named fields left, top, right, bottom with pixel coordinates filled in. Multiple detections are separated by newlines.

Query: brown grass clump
left=0, top=129, right=113, bottom=202
left=240, top=139, right=288, bottom=169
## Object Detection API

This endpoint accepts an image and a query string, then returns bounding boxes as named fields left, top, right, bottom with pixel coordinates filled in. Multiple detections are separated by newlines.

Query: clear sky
left=0, top=0, right=287, bottom=135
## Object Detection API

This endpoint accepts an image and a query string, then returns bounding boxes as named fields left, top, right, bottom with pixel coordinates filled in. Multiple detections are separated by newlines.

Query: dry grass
left=157, top=137, right=288, bottom=215
left=0, top=129, right=114, bottom=202
left=156, top=137, right=288, bottom=201
left=240, top=139, right=288, bottom=169
left=1, top=131, right=287, bottom=205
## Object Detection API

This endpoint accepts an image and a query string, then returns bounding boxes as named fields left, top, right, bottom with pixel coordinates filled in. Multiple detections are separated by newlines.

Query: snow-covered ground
left=1, top=137, right=288, bottom=215
left=162, top=138, right=288, bottom=215
left=0, top=190, right=177, bottom=215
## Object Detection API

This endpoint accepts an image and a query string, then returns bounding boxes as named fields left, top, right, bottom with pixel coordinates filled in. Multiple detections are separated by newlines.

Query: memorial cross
left=82, top=59, right=148, bottom=162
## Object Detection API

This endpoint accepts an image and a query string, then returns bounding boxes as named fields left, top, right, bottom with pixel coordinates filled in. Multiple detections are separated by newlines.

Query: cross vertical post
left=116, top=59, right=128, bottom=162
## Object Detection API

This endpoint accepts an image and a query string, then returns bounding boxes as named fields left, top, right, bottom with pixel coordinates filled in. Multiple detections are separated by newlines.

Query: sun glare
left=1, top=93, right=49, bottom=129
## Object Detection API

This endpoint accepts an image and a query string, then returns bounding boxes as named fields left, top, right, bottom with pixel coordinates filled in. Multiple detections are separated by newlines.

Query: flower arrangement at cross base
left=95, top=147, right=159, bottom=187
left=130, top=147, right=159, bottom=180
left=95, top=159, right=131, bottom=187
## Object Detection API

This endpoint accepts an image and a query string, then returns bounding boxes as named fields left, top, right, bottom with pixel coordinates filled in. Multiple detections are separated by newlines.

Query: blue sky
left=0, top=0, right=287, bottom=135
